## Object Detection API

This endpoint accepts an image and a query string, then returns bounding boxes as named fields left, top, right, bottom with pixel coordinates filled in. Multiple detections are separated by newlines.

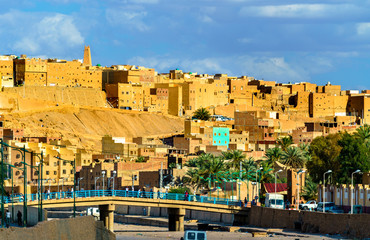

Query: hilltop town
left=0, top=46, right=369, bottom=210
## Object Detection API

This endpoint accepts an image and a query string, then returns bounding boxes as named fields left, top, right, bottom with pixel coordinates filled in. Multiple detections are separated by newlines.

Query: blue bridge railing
left=2, top=190, right=242, bottom=207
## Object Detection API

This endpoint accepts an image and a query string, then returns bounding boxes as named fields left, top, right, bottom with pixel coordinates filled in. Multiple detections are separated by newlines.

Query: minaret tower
left=83, top=45, right=92, bottom=66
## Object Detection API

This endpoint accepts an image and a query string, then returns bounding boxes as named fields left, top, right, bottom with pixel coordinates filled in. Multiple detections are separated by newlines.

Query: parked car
left=327, top=205, right=344, bottom=214
left=316, top=202, right=343, bottom=213
left=299, top=200, right=317, bottom=211
left=316, top=202, right=335, bottom=212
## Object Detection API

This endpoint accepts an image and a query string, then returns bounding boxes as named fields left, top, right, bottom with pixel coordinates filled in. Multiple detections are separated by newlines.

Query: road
left=114, top=223, right=343, bottom=240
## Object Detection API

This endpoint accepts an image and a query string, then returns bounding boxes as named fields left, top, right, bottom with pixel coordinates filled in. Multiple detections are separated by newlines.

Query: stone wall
left=249, top=206, right=370, bottom=239
left=0, top=216, right=115, bottom=240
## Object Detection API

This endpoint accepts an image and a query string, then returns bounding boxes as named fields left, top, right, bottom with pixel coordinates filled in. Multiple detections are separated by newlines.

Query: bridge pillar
left=168, top=208, right=185, bottom=231
left=99, top=204, right=115, bottom=232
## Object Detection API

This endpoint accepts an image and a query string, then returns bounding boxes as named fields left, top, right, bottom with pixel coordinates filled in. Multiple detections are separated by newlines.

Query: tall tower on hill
left=83, top=45, right=92, bottom=66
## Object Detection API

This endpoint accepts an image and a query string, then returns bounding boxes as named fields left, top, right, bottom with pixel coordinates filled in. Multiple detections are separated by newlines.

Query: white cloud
left=106, top=8, right=149, bottom=31
left=0, top=11, right=84, bottom=55
left=14, top=14, right=83, bottom=54
left=237, top=38, right=252, bottom=44
left=127, top=54, right=309, bottom=83
left=240, top=4, right=360, bottom=19
left=200, top=15, right=213, bottom=23
left=356, top=23, right=370, bottom=35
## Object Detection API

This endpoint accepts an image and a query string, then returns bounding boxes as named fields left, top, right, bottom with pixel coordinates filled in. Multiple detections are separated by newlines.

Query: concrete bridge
left=5, top=190, right=250, bottom=232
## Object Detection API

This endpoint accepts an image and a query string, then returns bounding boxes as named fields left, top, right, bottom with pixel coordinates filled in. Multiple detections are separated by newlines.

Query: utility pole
left=1, top=139, right=4, bottom=228
left=160, top=162, right=163, bottom=193
left=239, top=161, right=242, bottom=202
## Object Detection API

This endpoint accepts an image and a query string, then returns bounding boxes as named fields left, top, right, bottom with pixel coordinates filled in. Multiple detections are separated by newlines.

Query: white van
left=86, top=207, right=100, bottom=219
left=265, top=193, right=284, bottom=209
left=181, top=230, right=207, bottom=240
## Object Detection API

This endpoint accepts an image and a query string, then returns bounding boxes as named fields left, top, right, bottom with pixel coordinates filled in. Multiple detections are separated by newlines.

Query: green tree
left=183, top=168, right=203, bottom=191
left=135, top=156, right=146, bottom=163
left=264, top=147, right=283, bottom=167
left=354, top=124, right=370, bottom=142
left=277, top=136, right=293, bottom=151
left=301, top=176, right=318, bottom=201
left=184, top=158, right=199, bottom=168
left=258, top=161, right=274, bottom=184
left=336, top=132, right=370, bottom=184
left=307, top=134, right=342, bottom=184
left=192, top=107, right=211, bottom=121
left=280, top=146, right=306, bottom=168
left=222, top=150, right=246, bottom=169
left=169, top=186, right=193, bottom=195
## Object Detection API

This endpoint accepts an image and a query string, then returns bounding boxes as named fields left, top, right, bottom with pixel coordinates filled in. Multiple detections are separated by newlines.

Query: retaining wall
left=0, top=216, right=115, bottom=240
left=249, top=206, right=370, bottom=239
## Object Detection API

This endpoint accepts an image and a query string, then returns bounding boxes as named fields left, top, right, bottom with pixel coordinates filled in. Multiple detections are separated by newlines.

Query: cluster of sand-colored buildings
left=0, top=46, right=369, bottom=211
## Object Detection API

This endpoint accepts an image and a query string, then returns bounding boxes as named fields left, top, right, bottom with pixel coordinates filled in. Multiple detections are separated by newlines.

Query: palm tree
left=354, top=124, right=370, bottom=144
left=301, top=176, right=318, bottom=200
left=222, top=150, right=246, bottom=169
left=280, top=146, right=306, bottom=168
left=184, top=158, right=199, bottom=167
left=258, top=161, right=274, bottom=184
left=240, top=157, right=256, bottom=180
left=277, top=136, right=293, bottom=151
left=193, top=107, right=211, bottom=121
left=264, top=147, right=283, bottom=167
left=183, top=169, right=204, bottom=191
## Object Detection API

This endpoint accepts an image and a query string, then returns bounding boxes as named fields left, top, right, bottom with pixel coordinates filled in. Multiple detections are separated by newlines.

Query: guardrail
left=2, top=190, right=242, bottom=207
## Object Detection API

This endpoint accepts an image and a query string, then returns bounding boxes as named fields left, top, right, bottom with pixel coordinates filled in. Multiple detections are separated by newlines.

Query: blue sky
left=1, top=0, right=370, bottom=90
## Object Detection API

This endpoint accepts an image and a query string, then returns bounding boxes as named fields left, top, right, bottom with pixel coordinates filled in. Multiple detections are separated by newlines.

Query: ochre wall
left=249, top=206, right=370, bottom=239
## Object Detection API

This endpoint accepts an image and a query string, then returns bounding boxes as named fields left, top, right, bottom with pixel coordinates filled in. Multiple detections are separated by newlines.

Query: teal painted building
left=212, top=127, right=229, bottom=146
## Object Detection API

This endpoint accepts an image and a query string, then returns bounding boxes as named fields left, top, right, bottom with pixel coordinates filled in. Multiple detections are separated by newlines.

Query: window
left=54, top=171, right=57, bottom=175
left=46, top=171, right=49, bottom=175
left=63, top=170, right=66, bottom=174
left=16, top=154, right=21, bottom=159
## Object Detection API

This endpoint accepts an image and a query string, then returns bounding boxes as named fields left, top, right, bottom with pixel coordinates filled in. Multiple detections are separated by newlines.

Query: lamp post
left=102, top=171, right=106, bottom=196
left=33, top=151, right=44, bottom=221
left=5, top=163, right=24, bottom=224
left=297, top=170, right=305, bottom=209
left=77, top=177, right=84, bottom=191
left=55, top=156, right=76, bottom=218
left=274, top=169, right=283, bottom=208
left=95, top=176, right=102, bottom=190
left=256, top=167, right=263, bottom=202
left=239, top=162, right=242, bottom=202
left=323, top=170, right=332, bottom=213
left=108, top=170, right=116, bottom=196
left=102, top=171, right=105, bottom=191
left=351, top=169, right=362, bottom=214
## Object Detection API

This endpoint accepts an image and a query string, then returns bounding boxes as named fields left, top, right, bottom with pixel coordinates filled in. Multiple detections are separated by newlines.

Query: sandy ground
left=113, top=223, right=344, bottom=240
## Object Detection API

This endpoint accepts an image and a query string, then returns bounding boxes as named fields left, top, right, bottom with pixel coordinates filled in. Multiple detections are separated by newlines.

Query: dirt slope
left=4, top=106, right=184, bottom=151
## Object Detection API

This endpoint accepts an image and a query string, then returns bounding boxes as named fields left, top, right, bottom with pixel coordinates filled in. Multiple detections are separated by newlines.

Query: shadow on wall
left=249, top=206, right=370, bottom=239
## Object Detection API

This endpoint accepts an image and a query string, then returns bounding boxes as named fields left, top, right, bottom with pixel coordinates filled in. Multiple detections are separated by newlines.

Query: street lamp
left=256, top=167, right=263, bottom=202
left=323, top=170, right=332, bottom=213
left=297, top=169, right=306, bottom=209
left=102, top=171, right=106, bottom=196
left=55, top=156, right=76, bottom=218
left=33, top=151, right=44, bottom=222
left=274, top=170, right=283, bottom=204
left=77, top=177, right=84, bottom=191
left=95, top=176, right=102, bottom=190
left=351, top=169, right=362, bottom=214
left=108, top=171, right=117, bottom=196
